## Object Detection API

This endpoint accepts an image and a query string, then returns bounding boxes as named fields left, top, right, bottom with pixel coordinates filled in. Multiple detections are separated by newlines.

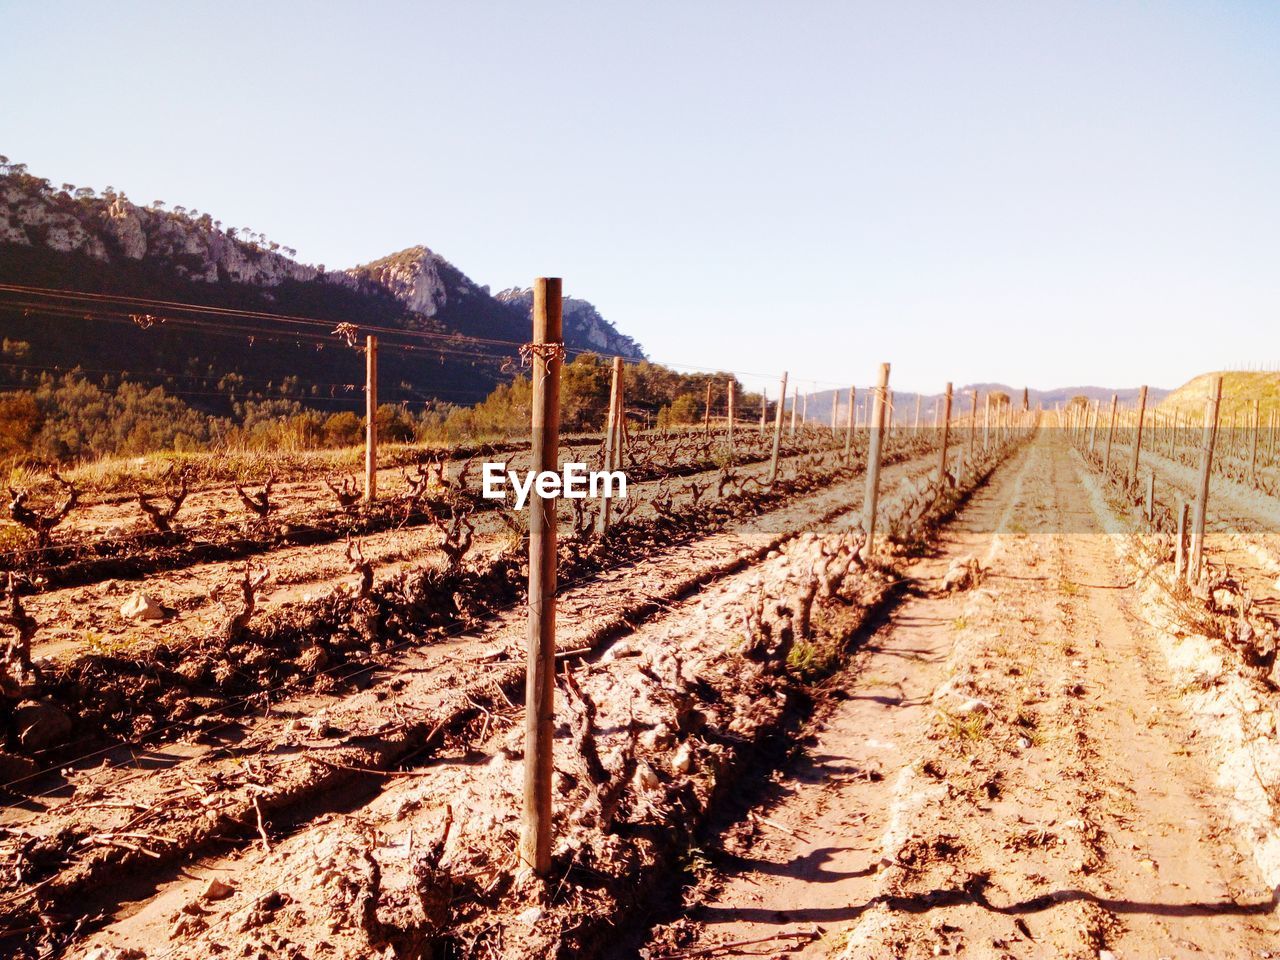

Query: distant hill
left=0, top=160, right=645, bottom=414
left=1157, top=371, right=1280, bottom=420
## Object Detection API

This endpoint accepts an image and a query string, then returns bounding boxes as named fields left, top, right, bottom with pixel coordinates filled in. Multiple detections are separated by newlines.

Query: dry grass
left=1157, top=371, right=1280, bottom=420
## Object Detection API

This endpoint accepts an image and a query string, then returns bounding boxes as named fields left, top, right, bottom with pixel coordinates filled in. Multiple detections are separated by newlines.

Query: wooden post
left=1128, top=385, right=1148, bottom=485
left=726, top=378, right=736, bottom=462
left=913, top=394, right=922, bottom=431
left=520, top=277, right=562, bottom=877
left=759, top=388, right=767, bottom=435
left=1174, top=499, right=1189, bottom=582
left=364, top=335, right=378, bottom=503
left=790, top=385, right=799, bottom=435
left=862, top=363, right=891, bottom=554
left=830, top=388, right=839, bottom=438
left=937, top=382, right=953, bottom=485
left=983, top=394, right=991, bottom=450
left=1103, top=393, right=1118, bottom=475
left=703, top=380, right=713, bottom=436
left=1145, top=471, right=1155, bottom=523
left=1089, top=399, right=1100, bottom=454
left=1251, top=398, right=1260, bottom=478
left=802, top=389, right=808, bottom=426
left=1169, top=409, right=1178, bottom=459
left=843, top=385, right=855, bottom=461
left=1187, top=376, right=1223, bottom=586
left=597, top=356, right=623, bottom=536
left=968, top=389, right=978, bottom=456
left=768, top=372, right=787, bottom=485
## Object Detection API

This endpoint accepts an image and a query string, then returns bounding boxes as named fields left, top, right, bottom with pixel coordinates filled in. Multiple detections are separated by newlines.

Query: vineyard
left=3, top=304, right=1280, bottom=959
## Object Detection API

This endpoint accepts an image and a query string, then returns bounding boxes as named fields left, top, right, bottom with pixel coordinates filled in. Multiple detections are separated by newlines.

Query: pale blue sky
left=3, top=1, right=1278, bottom=395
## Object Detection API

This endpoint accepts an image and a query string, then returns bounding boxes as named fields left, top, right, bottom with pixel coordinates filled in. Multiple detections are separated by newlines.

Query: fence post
left=913, top=394, right=922, bottom=431
left=1187, top=376, right=1223, bottom=586
left=703, top=380, right=713, bottom=436
left=768, top=372, right=788, bottom=484
left=726, top=378, right=736, bottom=463
left=1146, top=471, right=1155, bottom=523
left=830, top=388, right=838, bottom=438
left=790, top=385, right=799, bottom=435
left=1174, top=498, right=1188, bottom=582
left=843, top=385, right=855, bottom=461
left=1251, top=398, right=1260, bottom=478
left=969, top=389, right=978, bottom=456
left=1089, top=399, right=1100, bottom=454
left=759, top=387, right=767, bottom=435
left=520, top=277, right=562, bottom=877
left=364, top=335, right=378, bottom=503
left=937, top=382, right=953, bottom=485
left=596, top=356, right=623, bottom=537
left=1128, top=385, right=1148, bottom=486
left=1103, top=393, right=1118, bottom=475
left=862, top=363, right=891, bottom=556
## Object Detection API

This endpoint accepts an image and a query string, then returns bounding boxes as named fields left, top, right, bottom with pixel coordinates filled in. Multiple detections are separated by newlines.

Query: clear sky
left=3, top=1, right=1278, bottom=395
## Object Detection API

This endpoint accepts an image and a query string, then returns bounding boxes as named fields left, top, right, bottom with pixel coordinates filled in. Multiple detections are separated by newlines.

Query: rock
left=516, top=905, right=544, bottom=925
left=941, top=556, right=983, bottom=592
left=633, top=761, right=661, bottom=792
left=201, top=878, right=235, bottom=901
left=956, top=698, right=992, bottom=715
left=671, top=742, right=696, bottom=775
left=120, top=591, right=165, bottom=621
left=13, top=700, right=72, bottom=752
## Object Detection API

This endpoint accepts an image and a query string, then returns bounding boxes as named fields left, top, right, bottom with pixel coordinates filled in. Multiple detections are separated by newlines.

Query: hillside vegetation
left=1157, top=371, right=1280, bottom=419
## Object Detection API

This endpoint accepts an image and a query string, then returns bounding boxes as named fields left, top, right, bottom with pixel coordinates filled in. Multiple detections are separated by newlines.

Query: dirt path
left=643, top=432, right=1280, bottom=959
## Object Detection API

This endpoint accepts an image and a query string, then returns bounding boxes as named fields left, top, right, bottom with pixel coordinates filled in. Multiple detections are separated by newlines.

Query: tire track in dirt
left=639, top=432, right=1280, bottom=960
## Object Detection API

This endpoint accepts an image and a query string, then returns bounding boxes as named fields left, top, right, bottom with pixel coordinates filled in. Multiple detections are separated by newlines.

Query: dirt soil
left=641, top=431, right=1280, bottom=959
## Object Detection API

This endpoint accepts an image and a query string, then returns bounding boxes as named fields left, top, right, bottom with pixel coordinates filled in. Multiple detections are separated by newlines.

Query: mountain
left=0, top=161, right=645, bottom=413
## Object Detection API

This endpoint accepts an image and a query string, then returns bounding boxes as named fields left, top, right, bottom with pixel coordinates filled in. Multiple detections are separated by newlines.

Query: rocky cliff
left=0, top=161, right=646, bottom=408
left=0, top=163, right=646, bottom=360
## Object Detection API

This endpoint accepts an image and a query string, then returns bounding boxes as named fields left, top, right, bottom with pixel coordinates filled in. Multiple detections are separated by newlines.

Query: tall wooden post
left=843, top=386, right=855, bottom=461
left=802, top=389, right=808, bottom=426
left=1251, top=398, right=1261, bottom=478
left=790, top=385, right=799, bottom=435
left=726, top=379, right=736, bottom=462
left=862, top=363, right=891, bottom=555
left=759, top=388, right=767, bottom=434
left=703, top=380, right=713, bottom=435
left=1103, top=393, right=1118, bottom=475
left=983, top=394, right=991, bottom=449
left=520, top=277, right=562, bottom=877
left=830, top=388, right=838, bottom=438
left=937, top=383, right=953, bottom=485
left=597, top=356, right=623, bottom=537
left=1129, top=385, right=1148, bottom=485
left=1187, top=376, right=1223, bottom=586
left=768, top=372, right=788, bottom=484
left=1089, top=399, right=1100, bottom=454
left=913, top=394, right=922, bottom=431
left=364, top=335, right=378, bottom=503
left=1174, top=499, right=1189, bottom=582
left=968, top=389, right=978, bottom=456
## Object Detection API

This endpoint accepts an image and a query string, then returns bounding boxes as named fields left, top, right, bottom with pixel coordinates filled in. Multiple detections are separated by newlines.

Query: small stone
left=202, top=878, right=235, bottom=901
left=120, top=591, right=165, bottom=621
left=516, top=905, right=544, bottom=925
left=672, top=742, right=696, bottom=775
left=13, top=700, right=72, bottom=752
left=956, top=698, right=992, bottom=715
